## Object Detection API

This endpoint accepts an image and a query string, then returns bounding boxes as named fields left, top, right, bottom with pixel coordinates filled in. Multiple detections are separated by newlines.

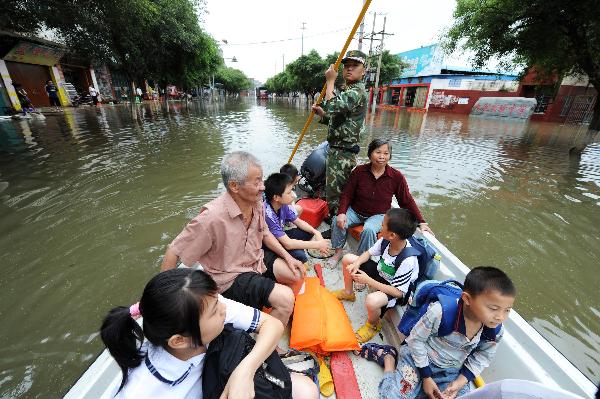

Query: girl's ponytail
left=100, top=306, right=144, bottom=393
left=98, top=269, right=218, bottom=393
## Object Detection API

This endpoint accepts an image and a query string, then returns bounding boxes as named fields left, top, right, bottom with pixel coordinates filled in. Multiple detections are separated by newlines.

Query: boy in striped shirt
left=333, top=208, right=419, bottom=343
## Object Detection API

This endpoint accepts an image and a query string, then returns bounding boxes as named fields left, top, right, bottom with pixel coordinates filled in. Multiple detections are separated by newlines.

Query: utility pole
left=357, top=0, right=366, bottom=51
left=365, top=12, right=377, bottom=83
left=282, top=54, right=285, bottom=71
left=372, top=15, right=386, bottom=114
left=301, top=22, right=306, bottom=56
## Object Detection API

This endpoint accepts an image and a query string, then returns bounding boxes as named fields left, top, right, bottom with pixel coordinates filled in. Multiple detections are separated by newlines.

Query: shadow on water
left=0, top=100, right=599, bottom=397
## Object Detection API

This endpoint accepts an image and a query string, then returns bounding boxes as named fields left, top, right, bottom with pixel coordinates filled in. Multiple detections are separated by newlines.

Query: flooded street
left=1, top=99, right=599, bottom=397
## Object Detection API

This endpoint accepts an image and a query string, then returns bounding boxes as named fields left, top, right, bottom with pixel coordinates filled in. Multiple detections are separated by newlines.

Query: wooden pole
left=287, top=0, right=373, bottom=163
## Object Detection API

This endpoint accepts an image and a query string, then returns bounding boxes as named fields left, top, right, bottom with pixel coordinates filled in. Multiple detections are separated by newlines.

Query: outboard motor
left=299, top=141, right=329, bottom=197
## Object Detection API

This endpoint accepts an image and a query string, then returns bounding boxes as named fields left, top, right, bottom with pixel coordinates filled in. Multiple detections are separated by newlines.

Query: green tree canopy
left=215, top=66, right=251, bottom=94
left=265, top=71, right=294, bottom=96
left=2, top=0, right=222, bottom=90
left=286, top=50, right=327, bottom=100
left=366, top=51, right=408, bottom=87
left=446, top=0, right=600, bottom=130
left=265, top=49, right=407, bottom=100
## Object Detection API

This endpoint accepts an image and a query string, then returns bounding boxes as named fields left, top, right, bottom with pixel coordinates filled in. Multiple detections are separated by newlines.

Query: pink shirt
left=169, top=192, right=269, bottom=292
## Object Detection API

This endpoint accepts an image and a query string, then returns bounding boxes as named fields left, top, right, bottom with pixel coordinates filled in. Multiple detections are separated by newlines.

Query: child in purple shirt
left=264, top=173, right=330, bottom=263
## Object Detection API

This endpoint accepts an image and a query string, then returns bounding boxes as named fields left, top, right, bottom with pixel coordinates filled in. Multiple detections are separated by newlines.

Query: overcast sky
left=202, top=0, right=462, bottom=83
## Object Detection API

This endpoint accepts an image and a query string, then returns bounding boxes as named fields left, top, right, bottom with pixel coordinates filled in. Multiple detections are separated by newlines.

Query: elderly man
left=161, top=151, right=305, bottom=326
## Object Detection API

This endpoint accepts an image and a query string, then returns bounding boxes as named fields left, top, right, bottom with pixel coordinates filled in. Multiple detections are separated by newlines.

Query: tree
left=2, top=0, right=46, bottom=32
left=265, top=71, right=294, bottom=96
left=446, top=0, right=600, bottom=130
left=215, top=66, right=251, bottom=94
left=323, top=52, right=345, bottom=88
left=365, top=51, right=408, bottom=87
left=2, top=0, right=222, bottom=91
left=286, top=50, right=327, bottom=102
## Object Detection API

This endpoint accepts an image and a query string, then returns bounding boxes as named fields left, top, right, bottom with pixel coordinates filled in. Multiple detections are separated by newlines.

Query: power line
left=226, top=25, right=356, bottom=46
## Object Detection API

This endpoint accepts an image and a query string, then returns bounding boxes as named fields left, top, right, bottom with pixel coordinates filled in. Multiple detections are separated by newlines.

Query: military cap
left=341, top=49, right=367, bottom=65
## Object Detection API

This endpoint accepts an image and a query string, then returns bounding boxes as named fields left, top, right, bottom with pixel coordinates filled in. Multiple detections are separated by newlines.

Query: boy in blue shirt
left=360, top=266, right=516, bottom=399
left=264, top=173, right=330, bottom=263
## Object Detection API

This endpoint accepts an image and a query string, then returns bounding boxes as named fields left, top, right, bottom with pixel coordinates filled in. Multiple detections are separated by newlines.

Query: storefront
left=382, top=83, right=430, bottom=109
left=0, top=35, right=67, bottom=109
left=5, top=60, right=54, bottom=107
left=59, top=55, right=95, bottom=96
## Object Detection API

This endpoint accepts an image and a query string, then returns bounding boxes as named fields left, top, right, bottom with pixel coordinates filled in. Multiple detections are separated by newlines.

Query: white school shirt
left=368, top=237, right=419, bottom=307
left=109, top=296, right=261, bottom=399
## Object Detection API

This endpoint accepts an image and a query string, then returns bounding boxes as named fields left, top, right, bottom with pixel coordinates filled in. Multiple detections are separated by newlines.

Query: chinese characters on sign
left=4, top=41, right=64, bottom=66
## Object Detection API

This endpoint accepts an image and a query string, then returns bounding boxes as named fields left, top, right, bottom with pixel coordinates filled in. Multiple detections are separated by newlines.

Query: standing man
left=45, top=80, right=61, bottom=111
left=89, top=85, right=99, bottom=106
left=161, top=151, right=305, bottom=326
left=312, top=50, right=368, bottom=217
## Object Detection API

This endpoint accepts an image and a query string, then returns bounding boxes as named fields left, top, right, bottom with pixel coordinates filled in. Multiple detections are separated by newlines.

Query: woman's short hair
left=367, top=138, right=392, bottom=159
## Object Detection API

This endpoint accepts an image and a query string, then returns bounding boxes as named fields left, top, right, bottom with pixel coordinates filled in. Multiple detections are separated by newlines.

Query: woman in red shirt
left=327, top=138, right=434, bottom=268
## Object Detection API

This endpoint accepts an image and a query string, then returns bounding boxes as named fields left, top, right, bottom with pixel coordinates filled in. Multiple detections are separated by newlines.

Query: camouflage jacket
left=319, top=81, right=368, bottom=148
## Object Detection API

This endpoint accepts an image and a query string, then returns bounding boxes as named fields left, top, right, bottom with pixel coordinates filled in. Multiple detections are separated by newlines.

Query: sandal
left=331, top=289, right=356, bottom=302
left=357, top=343, right=398, bottom=368
left=355, top=320, right=382, bottom=344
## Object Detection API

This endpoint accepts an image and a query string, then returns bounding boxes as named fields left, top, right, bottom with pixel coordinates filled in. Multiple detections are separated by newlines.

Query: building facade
left=374, top=44, right=598, bottom=125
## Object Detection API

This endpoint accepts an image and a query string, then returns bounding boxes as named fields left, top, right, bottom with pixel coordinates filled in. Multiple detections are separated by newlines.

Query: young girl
left=101, top=268, right=317, bottom=399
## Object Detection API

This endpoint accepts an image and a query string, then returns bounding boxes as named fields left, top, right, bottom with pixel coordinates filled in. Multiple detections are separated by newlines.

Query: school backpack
left=397, top=279, right=501, bottom=341
left=202, top=324, right=292, bottom=399
left=380, top=235, right=441, bottom=284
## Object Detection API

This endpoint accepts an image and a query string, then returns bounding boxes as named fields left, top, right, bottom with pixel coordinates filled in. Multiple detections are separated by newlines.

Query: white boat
left=63, top=231, right=597, bottom=398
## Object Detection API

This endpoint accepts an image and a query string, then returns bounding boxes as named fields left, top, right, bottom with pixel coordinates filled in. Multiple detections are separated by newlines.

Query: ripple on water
left=1, top=103, right=600, bottom=397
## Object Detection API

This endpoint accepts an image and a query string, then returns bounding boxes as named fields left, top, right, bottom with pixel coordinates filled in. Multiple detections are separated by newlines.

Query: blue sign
left=397, top=44, right=444, bottom=78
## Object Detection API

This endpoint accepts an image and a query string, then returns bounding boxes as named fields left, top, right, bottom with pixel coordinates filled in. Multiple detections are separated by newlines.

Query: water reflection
left=0, top=100, right=599, bottom=398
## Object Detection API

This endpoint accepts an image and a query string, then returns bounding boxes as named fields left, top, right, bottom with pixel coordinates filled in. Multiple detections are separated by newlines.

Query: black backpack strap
left=393, top=246, right=421, bottom=268
left=382, top=239, right=421, bottom=269
left=380, top=239, right=390, bottom=254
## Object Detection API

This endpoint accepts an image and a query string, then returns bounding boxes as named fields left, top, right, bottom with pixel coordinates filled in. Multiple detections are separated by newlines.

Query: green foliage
left=215, top=66, right=251, bottom=94
left=264, top=49, right=407, bottom=98
left=2, top=0, right=222, bottom=89
left=445, top=0, right=600, bottom=128
left=265, top=71, right=294, bottom=95
left=286, top=50, right=327, bottom=98
left=323, top=52, right=345, bottom=88
left=366, top=51, right=408, bottom=87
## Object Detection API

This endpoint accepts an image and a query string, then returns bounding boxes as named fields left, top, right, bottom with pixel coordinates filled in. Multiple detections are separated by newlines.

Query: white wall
left=425, top=78, right=519, bottom=109
left=561, top=74, right=591, bottom=87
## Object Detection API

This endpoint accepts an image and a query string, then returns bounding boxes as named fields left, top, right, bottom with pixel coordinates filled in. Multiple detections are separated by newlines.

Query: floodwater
left=0, top=99, right=599, bottom=397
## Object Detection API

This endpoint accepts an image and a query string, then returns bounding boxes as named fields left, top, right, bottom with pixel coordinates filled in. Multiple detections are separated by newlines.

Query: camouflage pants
left=326, top=149, right=356, bottom=216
